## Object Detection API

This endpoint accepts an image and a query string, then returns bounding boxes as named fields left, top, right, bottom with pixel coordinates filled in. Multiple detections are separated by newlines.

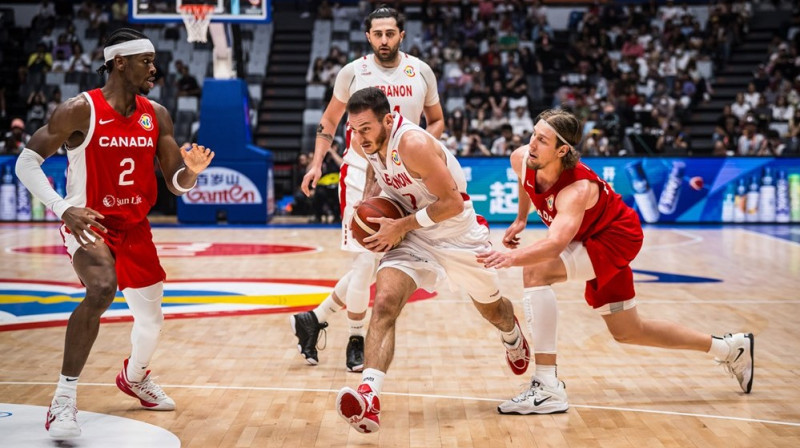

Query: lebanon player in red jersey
left=477, top=109, right=754, bottom=415
left=15, top=28, right=214, bottom=439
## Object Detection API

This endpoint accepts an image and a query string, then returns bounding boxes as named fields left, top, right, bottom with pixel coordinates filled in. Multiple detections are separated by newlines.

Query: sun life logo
left=138, top=113, right=154, bottom=131
left=404, top=65, right=415, bottom=77
left=391, top=149, right=401, bottom=166
left=103, top=194, right=116, bottom=207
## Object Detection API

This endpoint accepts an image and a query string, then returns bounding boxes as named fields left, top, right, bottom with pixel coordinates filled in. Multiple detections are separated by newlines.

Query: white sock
left=313, top=294, right=343, bottom=323
left=349, top=317, right=366, bottom=337
left=535, top=365, right=558, bottom=388
left=708, top=335, right=730, bottom=360
left=501, top=321, right=521, bottom=346
left=361, top=368, right=385, bottom=396
left=127, top=358, right=148, bottom=383
left=55, top=374, right=78, bottom=399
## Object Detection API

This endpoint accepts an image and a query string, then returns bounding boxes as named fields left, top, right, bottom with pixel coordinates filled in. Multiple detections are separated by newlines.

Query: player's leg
left=112, top=222, right=174, bottom=408
left=499, top=251, right=571, bottom=415
left=337, top=236, right=439, bottom=434
left=343, top=251, right=379, bottom=372
left=48, top=232, right=118, bottom=438
left=115, top=281, right=175, bottom=410
left=600, top=288, right=754, bottom=393
left=336, top=266, right=416, bottom=434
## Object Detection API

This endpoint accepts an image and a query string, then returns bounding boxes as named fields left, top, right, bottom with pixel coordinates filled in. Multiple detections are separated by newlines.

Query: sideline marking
left=2, top=381, right=795, bottom=428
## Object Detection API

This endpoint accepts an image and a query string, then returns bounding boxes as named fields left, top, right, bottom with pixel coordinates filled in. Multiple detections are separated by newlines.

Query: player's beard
left=372, top=42, right=400, bottom=64
left=368, top=126, right=389, bottom=155
left=526, top=155, right=542, bottom=170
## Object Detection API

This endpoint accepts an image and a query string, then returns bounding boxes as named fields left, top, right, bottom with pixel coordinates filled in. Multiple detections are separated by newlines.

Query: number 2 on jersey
left=119, top=158, right=134, bottom=185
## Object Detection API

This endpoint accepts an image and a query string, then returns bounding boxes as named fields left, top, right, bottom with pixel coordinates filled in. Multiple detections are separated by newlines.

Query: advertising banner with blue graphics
left=458, top=157, right=800, bottom=224
left=0, top=155, right=67, bottom=222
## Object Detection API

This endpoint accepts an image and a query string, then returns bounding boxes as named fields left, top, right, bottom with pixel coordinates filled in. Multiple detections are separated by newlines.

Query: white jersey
left=335, top=52, right=439, bottom=251
left=365, top=114, right=476, bottom=240
left=333, top=52, right=439, bottom=171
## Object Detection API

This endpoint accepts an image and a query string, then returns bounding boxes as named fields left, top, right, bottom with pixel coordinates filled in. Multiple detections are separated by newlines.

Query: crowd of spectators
left=406, top=0, right=757, bottom=157
left=307, top=1, right=796, bottom=159
left=715, top=33, right=800, bottom=156
left=1, top=0, right=204, bottom=154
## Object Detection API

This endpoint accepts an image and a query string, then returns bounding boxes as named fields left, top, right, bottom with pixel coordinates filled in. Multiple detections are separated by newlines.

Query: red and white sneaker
left=46, top=395, right=80, bottom=439
left=116, top=359, right=175, bottom=410
left=336, top=384, right=381, bottom=434
left=504, top=317, right=530, bottom=375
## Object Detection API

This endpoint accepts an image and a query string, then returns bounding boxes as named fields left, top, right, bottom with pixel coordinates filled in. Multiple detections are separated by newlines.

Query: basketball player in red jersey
left=15, top=28, right=214, bottom=438
left=292, top=5, right=444, bottom=372
left=477, top=109, right=754, bottom=415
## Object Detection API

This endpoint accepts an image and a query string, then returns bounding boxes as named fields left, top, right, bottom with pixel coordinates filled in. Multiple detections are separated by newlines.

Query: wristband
left=172, top=167, right=197, bottom=193
left=415, top=207, right=436, bottom=228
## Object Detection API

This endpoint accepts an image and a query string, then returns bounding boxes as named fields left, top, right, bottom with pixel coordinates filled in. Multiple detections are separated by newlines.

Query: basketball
left=351, top=197, right=407, bottom=248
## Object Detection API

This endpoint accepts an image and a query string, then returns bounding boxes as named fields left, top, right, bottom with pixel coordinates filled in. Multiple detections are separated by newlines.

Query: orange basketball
left=351, top=197, right=407, bottom=249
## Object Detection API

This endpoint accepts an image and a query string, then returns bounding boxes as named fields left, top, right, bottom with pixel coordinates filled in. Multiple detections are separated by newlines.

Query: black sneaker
left=290, top=311, right=328, bottom=365
left=346, top=335, right=365, bottom=372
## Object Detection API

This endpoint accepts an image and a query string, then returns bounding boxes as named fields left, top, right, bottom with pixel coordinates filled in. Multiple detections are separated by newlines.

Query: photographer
left=462, top=129, right=491, bottom=156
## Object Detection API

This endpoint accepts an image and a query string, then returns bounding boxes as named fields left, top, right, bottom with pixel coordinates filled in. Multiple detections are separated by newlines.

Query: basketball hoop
left=179, top=4, right=215, bottom=43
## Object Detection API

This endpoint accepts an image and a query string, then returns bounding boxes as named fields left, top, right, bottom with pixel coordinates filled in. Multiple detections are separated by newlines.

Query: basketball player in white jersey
left=15, top=28, right=214, bottom=439
left=333, top=87, right=530, bottom=434
left=291, top=5, right=444, bottom=372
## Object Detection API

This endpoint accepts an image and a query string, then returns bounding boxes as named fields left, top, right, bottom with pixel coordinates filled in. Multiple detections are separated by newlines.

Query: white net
left=179, top=5, right=215, bottom=43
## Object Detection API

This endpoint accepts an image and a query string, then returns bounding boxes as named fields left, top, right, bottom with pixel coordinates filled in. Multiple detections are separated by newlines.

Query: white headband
left=537, top=119, right=575, bottom=151
left=104, top=39, right=155, bottom=63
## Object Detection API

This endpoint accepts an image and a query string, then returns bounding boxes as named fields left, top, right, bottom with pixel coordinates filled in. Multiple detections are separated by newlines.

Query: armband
left=172, top=167, right=196, bottom=193
left=415, top=207, right=436, bottom=228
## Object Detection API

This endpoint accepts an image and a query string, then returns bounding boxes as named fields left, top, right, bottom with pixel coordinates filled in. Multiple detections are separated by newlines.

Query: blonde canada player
left=291, top=5, right=444, bottom=372
left=477, top=109, right=753, bottom=415
left=333, top=87, right=530, bottom=434
left=14, top=28, right=214, bottom=438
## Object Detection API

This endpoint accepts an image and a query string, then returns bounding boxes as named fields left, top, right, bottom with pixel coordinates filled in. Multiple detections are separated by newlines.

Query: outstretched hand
left=502, top=219, right=526, bottom=249
left=61, top=206, right=107, bottom=249
left=180, top=143, right=214, bottom=174
left=476, top=249, right=515, bottom=269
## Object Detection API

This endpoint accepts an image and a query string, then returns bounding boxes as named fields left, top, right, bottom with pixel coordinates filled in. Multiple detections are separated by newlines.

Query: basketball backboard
left=129, top=0, right=270, bottom=23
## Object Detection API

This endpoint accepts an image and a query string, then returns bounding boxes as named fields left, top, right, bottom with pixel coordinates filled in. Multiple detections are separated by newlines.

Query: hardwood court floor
left=0, top=223, right=799, bottom=447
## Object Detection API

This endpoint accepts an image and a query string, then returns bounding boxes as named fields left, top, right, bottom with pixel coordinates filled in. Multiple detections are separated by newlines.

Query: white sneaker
left=497, top=377, right=569, bottom=415
left=46, top=395, right=80, bottom=439
left=116, top=359, right=176, bottom=410
left=715, top=333, right=754, bottom=393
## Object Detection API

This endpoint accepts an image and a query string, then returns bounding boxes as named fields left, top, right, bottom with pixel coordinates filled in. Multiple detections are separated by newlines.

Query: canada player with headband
left=477, top=109, right=754, bottom=415
left=291, top=5, right=444, bottom=373
left=15, top=28, right=214, bottom=439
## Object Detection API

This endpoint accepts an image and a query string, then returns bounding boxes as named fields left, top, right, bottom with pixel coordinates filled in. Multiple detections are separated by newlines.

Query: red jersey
left=64, top=89, right=159, bottom=230
left=521, top=160, right=644, bottom=307
left=522, top=161, right=638, bottom=241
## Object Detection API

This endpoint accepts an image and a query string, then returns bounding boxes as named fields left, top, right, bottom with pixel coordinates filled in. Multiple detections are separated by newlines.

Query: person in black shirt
left=175, top=61, right=201, bottom=97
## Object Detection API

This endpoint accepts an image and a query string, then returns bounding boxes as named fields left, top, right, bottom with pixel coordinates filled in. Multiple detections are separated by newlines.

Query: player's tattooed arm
left=316, top=123, right=334, bottom=143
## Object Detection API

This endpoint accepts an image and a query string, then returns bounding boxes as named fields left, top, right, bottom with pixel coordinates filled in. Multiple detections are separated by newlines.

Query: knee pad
left=345, top=252, right=379, bottom=314
left=523, top=286, right=558, bottom=354
left=123, top=282, right=165, bottom=331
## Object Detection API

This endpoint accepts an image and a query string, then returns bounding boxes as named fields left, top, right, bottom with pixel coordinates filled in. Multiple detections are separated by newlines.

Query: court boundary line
left=1, top=381, right=797, bottom=428
left=738, top=228, right=800, bottom=247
